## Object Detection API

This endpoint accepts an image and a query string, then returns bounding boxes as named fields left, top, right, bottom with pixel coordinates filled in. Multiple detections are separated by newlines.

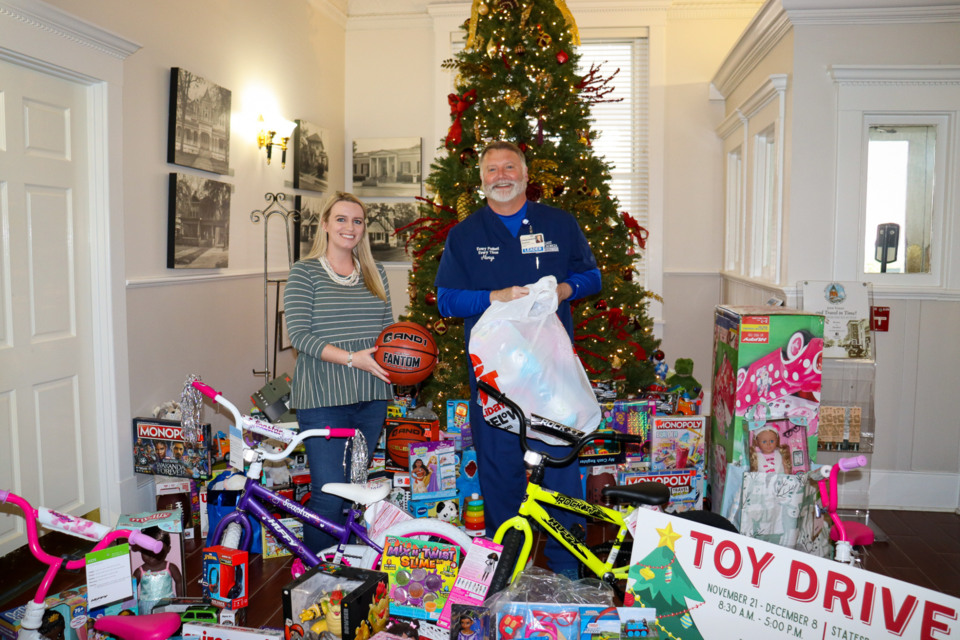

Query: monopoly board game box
left=134, top=417, right=211, bottom=480
left=710, top=306, right=824, bottom=510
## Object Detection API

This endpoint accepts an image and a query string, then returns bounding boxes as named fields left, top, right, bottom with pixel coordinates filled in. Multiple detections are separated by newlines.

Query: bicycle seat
left=602, top=483, right=670, bottom=506
left=323, top=482, right=391, bottom=505
left=95, top=612, right=181, bottom=640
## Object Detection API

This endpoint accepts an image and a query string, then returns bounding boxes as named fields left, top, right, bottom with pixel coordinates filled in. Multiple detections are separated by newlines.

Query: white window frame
left=752, top=123, right=778, bottom=282
left=831, top=65, right=960, bottom=292
left=724, top=146, right=744, bottom=273
left=716, top=74, right=786, bottom=285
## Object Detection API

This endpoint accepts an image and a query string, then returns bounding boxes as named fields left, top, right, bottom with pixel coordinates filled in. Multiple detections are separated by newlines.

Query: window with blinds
left=449, top=37, right=649, bottom=282
left=576, top=39, right=649, bottom=284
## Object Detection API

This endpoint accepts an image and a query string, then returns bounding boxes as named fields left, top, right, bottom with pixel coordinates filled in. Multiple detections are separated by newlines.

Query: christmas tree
left=627, top=523, right=706, bottom=640
left=399, top=0, right=660, bottom=406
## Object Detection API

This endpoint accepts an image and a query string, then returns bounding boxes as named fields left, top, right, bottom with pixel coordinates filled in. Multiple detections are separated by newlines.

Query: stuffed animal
left=665, top=358, right=702, bottom=396
left=152, top=401, right=182, bottom=421
left=261, top=440, right=292, bottom=487
left=434, top=499, right=460, bottom=524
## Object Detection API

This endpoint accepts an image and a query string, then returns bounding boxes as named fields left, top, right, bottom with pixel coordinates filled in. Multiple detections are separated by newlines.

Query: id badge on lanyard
left=520, top=233, right=545, bottom=254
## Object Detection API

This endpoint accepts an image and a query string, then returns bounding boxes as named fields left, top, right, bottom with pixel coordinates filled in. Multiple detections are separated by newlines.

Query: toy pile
left=580, top=350, right=709, bottom=518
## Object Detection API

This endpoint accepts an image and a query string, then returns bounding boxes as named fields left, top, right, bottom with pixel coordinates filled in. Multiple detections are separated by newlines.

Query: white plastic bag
left=468, top=275, right=601, bottom=446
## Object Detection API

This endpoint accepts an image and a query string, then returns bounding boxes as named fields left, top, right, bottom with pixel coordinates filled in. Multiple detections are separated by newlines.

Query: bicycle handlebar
left=127, top=531, right=163, bottom=554
left=838, top=455, right=867, bottom=472
left=258, top=428, right=356, bottom=461
left=191, top=380, right=220, bottom=400
left=476, top=381, right=646, bottom=468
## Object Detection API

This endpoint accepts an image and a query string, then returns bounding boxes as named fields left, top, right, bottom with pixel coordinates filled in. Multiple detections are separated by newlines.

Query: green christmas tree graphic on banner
left=627, top=523, right=706, bottom=640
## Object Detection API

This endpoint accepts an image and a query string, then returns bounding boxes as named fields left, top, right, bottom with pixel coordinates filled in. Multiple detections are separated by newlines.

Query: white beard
left=484, top=180, right=526, bottom=203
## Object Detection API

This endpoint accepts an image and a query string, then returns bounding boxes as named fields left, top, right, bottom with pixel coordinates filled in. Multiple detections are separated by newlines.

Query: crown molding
left=716, top=108, right=747, bottom=138
left=741, top=72, right=787, bottom=115
left=830, top=64, right=960, bottom=85
left=668, top=3, right=763, bottom=20
left=782, top=0, right=960, bottom=25
left=347, top=12, right=434, bottom=29
left=309, top=0, right=349, bottom=28
left=0, top=0, right=141, bottom=59
left=710, top=0, right=790, bottom=100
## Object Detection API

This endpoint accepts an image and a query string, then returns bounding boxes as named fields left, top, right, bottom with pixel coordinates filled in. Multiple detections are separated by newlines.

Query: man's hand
left=557, top=282, right=574, bottom=303
left=490, top=286, right=530, bottom=303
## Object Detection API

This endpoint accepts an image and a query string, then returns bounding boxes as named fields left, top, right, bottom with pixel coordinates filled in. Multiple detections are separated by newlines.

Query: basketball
left=385, top=421, right=428, bottom=468
left=375, top=322, right=438, bottom=385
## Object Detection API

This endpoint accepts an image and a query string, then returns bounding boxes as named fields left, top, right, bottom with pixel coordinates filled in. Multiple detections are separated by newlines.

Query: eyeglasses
left=532, top=611, right=578, bottom=627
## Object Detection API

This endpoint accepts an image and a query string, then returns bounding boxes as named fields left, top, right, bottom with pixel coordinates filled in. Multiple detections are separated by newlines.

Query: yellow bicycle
left=478, top=381, right=672, bottom=596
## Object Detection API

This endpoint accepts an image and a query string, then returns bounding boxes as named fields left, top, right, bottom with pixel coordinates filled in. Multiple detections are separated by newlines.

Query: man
left=435, top=141, right=601, bottom=576
left=172, top=442, right=185, bottom=460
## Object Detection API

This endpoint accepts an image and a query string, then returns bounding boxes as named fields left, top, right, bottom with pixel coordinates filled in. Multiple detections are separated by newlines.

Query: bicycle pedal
left=571, top=524, right=587, bottom=544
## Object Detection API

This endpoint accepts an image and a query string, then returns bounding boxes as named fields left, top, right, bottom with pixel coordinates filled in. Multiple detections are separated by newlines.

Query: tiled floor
left=1, top=510, right=958, bottom=629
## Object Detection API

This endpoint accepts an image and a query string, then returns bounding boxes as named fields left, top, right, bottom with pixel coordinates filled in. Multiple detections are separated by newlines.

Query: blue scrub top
left=434, top=201, right=598, bottom=348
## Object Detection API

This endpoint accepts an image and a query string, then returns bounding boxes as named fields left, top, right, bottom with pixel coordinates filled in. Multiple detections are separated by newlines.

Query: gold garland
left=467, top=0, right=580, bottom=49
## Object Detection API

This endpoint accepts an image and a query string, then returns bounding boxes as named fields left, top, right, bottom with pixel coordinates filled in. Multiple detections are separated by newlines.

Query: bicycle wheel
left=220, top=522, right=244, bottom=549
left=487, top=527, right=524, bottom=596
left=372, top=518, right=472, bottom=553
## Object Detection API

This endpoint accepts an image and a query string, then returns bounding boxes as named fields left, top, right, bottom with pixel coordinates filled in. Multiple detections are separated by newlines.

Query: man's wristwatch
left=347, top=352, right=354, bottom=368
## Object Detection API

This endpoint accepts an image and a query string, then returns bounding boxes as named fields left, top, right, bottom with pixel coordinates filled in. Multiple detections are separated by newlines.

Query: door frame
left=0, top=0, right=141, bottom=527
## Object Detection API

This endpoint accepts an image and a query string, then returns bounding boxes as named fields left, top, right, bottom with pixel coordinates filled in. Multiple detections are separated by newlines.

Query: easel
left=251, top=193, right=300, bottom=383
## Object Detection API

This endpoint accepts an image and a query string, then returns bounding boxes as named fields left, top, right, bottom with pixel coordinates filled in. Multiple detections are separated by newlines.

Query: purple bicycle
left=192, top=381, right=470, bottom=571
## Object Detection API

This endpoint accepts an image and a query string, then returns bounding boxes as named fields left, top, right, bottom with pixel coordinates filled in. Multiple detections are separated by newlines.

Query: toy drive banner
left=627, top=509, right=958, bottom=640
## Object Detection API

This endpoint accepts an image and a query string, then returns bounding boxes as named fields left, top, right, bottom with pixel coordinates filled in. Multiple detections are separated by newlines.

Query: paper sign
left=85, top=543, right=134, bottom=608
left=627, top=509, right=959, bottom=640
left=801, top=281, right=872, bottom=358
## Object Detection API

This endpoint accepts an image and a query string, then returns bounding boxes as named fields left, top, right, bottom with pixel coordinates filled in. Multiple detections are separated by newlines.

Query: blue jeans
left=298, top=401, right=386, bottom=553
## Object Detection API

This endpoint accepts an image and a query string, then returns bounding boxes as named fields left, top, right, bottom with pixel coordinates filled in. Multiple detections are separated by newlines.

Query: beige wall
left=44, top=0, right=348, bottom=510
left=661, top=16, right=756, bottom=381
left=720, top=17, right=960, bottom=509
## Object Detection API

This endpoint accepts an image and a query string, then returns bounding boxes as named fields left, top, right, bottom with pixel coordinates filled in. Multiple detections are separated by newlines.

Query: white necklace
left=320, top=255, right=361, bottom=286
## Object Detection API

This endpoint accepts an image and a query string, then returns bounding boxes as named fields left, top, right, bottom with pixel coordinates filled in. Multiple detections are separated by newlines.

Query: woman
left=284, top=192, right=393, bottom=553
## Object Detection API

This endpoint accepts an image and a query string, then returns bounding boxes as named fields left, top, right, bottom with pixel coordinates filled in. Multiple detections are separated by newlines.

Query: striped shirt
left=284, top=259, right=394, bottom=409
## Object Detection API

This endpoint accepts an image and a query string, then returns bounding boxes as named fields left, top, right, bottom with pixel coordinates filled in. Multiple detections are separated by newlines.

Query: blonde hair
left=302, top=192, right=387, bottom=302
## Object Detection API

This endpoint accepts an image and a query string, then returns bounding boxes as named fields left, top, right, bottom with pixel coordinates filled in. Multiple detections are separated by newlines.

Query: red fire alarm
left=871, top=306, right=890, bottom=332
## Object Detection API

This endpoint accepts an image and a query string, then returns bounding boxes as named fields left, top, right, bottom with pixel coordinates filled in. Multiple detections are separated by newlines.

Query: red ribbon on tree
left=445, top=89, right=478, bottom=149
left=577, top=308, right=648, bottom=363
left=621, top=211, right=648, bottom=249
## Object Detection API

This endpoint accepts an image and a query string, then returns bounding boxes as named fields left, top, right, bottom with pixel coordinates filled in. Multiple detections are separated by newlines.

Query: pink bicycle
left=0, top=490, right=181, bottom=640
left=811, top=455, right=874, bottom=566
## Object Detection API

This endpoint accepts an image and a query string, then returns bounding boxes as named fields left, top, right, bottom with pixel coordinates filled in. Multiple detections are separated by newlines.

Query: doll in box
left=749, top=426, right=792, bottom=475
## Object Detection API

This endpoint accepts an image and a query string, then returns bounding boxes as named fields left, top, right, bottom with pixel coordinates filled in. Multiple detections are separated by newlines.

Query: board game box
left=134, top=417, right=211, bottom=480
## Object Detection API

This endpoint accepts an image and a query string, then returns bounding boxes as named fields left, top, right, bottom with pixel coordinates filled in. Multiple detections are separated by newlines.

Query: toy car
left=623, top=619, right=650, bottom=637
left=180, top=604, right=219, bottom=624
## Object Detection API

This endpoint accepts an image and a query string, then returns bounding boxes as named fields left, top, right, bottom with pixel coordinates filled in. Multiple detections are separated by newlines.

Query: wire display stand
left=251, top=193, right=300, bottom=384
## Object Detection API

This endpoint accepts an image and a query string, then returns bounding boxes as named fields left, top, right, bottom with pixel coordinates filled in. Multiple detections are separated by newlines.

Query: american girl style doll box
left=409, top=440, right=457, bottom=501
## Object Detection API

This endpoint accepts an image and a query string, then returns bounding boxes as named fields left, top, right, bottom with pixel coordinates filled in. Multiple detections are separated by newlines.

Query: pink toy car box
left=710, top=306, right=824, bottom=510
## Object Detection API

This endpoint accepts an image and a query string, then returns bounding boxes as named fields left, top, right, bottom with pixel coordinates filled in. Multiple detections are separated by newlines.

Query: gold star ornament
left=656, top=522, right=682, bottom=552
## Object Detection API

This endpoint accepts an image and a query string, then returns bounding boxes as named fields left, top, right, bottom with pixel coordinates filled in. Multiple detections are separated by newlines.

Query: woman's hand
left=352, top=347, right=392, bottom=384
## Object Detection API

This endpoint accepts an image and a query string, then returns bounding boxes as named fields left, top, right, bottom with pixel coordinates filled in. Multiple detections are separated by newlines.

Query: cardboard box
left=203, top=546, right=249, bottom=609
left=409, top=440, right=457, bottom=501
left=0, top=588, right=87, bottom=640
left=117, top=508, right=187, bottom=603
left=133, top=417, right=211, bottom=480
left=283, top=564, right=390, bottom=640
left=618, top=468, right=704, bottom=514
left=710, top=306, right=824, bottom=509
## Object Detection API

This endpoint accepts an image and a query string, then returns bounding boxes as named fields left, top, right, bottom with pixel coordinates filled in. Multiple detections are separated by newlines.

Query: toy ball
left=374, top=322, right=438, bottom=385
left=386, top=421, right=429, bottom=468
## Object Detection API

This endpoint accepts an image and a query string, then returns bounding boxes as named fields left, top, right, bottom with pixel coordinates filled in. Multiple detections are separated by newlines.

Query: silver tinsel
left=180, top=374, right=203, bottom=444
left=343, top=430, right=369, bottom=485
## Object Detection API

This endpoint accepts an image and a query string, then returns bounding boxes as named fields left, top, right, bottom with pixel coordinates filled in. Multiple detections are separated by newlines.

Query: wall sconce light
left=257, top=115, right=297, bottom=168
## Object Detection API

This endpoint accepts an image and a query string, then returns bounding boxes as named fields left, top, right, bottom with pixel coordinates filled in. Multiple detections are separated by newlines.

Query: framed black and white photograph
left=293, top=120, right=330, bottom=192
left=168, top=67, right=232, bottom=175
left=294, top=194, right=326, bottom=262
left=352, top=137, right=422, bottom=197
left=167, top=173, right=232, bottom=269
left=366, top=201, right=418, bottom=263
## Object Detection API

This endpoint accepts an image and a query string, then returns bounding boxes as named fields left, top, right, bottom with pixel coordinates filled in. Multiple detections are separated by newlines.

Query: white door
left=0, top=58, right=100, bottom=554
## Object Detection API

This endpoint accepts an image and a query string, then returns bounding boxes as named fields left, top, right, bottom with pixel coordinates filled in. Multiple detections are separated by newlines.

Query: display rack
left=797, top=281, right=885, bottom=541
left=251, top=193, right=300, bottom=384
